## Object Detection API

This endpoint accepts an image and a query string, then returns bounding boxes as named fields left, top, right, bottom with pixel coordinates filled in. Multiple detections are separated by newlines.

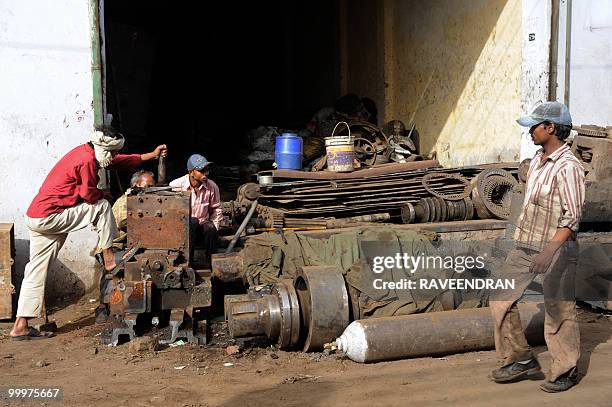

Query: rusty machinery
left=224, top=266, right=349, bottom=351
left=102, top=189, right=212, bottom=345
left=470, top=168, right=518, bottom=220
left=571, top=125, right=612, bottom=223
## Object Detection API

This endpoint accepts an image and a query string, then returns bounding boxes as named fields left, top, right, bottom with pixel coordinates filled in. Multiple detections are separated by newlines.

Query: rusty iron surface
left=259, top=160, right=440, bottom=180
left=571, top=135, right=612, bottom=223
left=190, top=277, right=212, bottom=308
left=127, top=192, right=191, bottom=255
left=294, top=266, right=349, bottom=352
left=471, top=169, right=517, bottom=220
left=211, top=252, right=245, bottom=283
left=109, top=280, right=151, bottom=316
left=253, top=164, right=518, bottom=222
left=0, top=223, right=15, bottom=320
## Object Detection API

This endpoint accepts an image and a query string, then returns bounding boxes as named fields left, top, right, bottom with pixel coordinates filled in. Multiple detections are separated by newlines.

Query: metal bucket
left=325, top=122, right=354, bottom=172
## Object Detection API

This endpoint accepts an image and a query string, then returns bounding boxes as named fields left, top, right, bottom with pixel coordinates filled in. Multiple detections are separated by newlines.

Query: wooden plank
left=0, top=223, right=15, bottom=320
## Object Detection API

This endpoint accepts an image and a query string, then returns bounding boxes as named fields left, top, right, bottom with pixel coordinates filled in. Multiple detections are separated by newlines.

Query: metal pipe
left=564, top=0, right=572, bottom=108
left=88, top=0, right=103, bottom=127
left=225, top=199, right=258, bottom=253
left=336, top=303, right=545, bottom=363
left=254, top=227, right=327, bottom=232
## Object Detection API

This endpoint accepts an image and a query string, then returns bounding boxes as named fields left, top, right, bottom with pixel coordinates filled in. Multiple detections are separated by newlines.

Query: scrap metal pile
left=224, top=265, right=545, bottom=361
left=223, top=161, right=520, bottom=231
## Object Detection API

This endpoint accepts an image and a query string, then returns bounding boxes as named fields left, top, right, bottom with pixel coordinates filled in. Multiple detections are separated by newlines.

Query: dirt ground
left=2, top=298, right=612, bottom=407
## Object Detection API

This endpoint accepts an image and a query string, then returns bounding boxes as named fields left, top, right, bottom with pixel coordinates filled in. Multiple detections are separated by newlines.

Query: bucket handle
left=331, top=121, right=351, bottom=139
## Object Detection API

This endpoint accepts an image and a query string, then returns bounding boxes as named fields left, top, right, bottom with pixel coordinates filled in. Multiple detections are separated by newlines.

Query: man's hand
left=141, top=145, right=168, bottom=161
left=530, top=249, right=555, bottom=274
left=153, top=144, right=168, bottom=159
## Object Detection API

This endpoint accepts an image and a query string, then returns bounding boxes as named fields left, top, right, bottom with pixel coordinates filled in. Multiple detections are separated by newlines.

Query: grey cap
left=187, top=154, right=212, bottom=171
left=517, top=101, right=572, bottom=128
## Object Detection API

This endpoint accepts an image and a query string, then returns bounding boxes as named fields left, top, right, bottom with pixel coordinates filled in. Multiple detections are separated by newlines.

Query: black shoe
left=95, top=306, right=110, bottom=324
left=491, top=359, right=542, bottom=383
left=540, top=368, right=578, bottom=393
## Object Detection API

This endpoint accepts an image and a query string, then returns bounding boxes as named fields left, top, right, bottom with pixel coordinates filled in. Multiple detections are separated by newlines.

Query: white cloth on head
left=90, top=130, right=125, bottom=168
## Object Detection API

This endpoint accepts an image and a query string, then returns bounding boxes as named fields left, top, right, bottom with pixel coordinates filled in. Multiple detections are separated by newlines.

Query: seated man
left=112, top=170, right=156, bottom=237
left=10, top=129, right=166, bottom=340
left=95, top=170, right=155, bottom=323
left=170, top=154, right=223, bottom=268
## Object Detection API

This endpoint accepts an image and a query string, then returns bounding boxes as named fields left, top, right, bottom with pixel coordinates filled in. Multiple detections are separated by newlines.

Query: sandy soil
left=1, top=298, right=612, bottom=407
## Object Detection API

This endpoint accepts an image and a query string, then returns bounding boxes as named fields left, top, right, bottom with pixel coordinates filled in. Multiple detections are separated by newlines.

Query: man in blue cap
left=170, top=154, right=223, bottom=268
left=489, top=101, right=585, bottom=392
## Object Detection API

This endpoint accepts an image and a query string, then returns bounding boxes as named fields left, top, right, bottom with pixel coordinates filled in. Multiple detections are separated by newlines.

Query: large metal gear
left=471, top=169, right=518, bottom=220
left=354, top=137, right=378, bottom=167
left=422, top=173, right=472, bottom=201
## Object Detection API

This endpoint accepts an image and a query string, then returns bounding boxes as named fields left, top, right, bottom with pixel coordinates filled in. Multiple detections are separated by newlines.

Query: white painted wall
left=0, top=1, right=98, bottom=299
left=556, top=0, right=612, bottom=126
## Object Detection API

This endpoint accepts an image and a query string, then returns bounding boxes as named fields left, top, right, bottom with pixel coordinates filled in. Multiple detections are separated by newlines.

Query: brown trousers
left=489, top=246, right=580, bottom=381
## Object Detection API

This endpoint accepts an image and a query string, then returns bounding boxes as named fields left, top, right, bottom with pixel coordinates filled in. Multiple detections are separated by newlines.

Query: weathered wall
left=341, top=0, right=387, bottom=117
left=520, top=0, right=552, bottom=161
left=389, top=0, right=522, bottom=166
left=343, top=0, right=523, bottom=167
left=0, top=1, right=97, bottom=302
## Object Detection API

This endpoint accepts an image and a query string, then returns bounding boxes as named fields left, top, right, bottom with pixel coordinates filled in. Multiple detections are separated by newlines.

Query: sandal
left=11, top=327, right=55, bottom=341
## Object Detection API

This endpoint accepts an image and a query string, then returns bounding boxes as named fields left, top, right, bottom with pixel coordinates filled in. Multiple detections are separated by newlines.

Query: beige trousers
left=490, top=246, right=580, bottom=381
left=17, top=200, right=117, bottom=318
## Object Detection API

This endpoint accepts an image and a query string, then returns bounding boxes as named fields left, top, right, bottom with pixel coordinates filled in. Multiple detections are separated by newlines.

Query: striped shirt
left=169, top=174, right=223, bottom=230
left=514, top=143, right=585, bottom=251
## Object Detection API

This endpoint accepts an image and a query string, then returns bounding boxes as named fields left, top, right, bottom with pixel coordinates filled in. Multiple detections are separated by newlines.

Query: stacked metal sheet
left=254, top=162, right=518, bottom=222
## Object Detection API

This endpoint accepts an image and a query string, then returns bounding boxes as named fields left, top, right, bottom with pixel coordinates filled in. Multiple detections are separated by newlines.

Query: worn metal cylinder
left=295, top=266, right=350, bottom=352
left=225, top=294, right=280, bottom=338
left=336, top=302, right=545, bottom=363
left=225, top=280, right=301, bottom=348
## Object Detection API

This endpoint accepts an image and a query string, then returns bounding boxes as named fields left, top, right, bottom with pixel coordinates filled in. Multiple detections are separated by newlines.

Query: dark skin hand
left=530, top=227, right=574, bottom=274
left=527, top=121, right=573, bottom=274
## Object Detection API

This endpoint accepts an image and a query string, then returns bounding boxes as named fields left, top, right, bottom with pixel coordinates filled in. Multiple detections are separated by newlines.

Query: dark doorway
left=103, top=0, right=342, bottom=194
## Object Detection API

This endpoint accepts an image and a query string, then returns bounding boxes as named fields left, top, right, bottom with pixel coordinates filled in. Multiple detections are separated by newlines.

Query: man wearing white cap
left=489, top=101, right=585, bottom=392
left=10, top=128, right=166, bottom=340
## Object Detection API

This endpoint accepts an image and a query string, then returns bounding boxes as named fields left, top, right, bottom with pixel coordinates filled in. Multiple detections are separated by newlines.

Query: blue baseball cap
left=517, top=101, right=572, bottom=128
left=187, top=154, right=212, bottom=171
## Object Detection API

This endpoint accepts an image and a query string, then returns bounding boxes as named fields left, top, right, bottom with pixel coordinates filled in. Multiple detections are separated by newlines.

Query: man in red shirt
left=10, top=129, right=167, bottom=340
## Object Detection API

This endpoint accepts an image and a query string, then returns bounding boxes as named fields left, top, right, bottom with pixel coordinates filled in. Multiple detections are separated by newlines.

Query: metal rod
left=226, top=199, right=258, bottom=253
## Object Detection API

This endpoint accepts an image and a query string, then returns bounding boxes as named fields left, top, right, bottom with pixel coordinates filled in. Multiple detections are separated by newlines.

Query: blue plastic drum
left=275, top=133, right=303, bottom=170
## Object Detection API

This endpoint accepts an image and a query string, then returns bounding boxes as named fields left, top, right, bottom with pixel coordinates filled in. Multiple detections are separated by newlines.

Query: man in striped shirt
left=169, top=154, right=223, bottom=268
left=489, top=102, right=585, bottom=392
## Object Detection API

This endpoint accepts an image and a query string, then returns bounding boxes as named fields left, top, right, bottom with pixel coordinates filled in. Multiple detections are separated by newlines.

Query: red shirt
left=27, top=144, right=142, bottom=218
